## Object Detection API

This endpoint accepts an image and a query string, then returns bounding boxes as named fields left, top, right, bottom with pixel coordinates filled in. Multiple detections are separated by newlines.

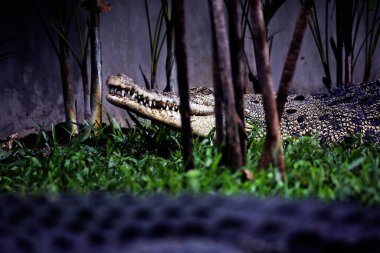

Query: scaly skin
left=1, top=194, right=380, bottom=253
left=106, top=74, right=380, bottom=144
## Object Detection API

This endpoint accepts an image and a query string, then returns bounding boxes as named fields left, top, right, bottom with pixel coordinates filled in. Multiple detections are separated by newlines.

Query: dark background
left=0, top=0, right=379, bottom=139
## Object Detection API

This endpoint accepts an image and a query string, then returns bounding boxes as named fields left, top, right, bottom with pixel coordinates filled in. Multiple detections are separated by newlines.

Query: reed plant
left=308, top=0, right=380, bottom=89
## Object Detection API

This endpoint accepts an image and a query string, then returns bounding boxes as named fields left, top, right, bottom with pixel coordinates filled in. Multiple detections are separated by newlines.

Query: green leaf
left=330, top=37, right=338, bottom=57
left=369, top=0, right=378, bottom=10
left=346, top=157, right=365, bottom=171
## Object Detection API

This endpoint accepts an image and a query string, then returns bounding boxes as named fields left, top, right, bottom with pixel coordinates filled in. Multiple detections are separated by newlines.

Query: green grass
left=0, top=121, right=379, bottom=205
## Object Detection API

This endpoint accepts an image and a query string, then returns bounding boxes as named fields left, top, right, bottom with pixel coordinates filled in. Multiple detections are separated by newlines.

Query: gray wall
left=0, top=0, right=379, bottom=139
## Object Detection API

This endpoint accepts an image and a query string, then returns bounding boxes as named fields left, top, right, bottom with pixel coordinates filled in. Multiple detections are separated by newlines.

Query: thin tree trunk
left=251, top=0, right=285, bottom=181
left=150, top=70, right=156, bottom=90
left=277, top=0, right=312, bottom=120
left=81, top=60, right=91, bottom=121
left=164, top=4, right=174, bottom=92
left=90, top=1, right=103, bottom=127
left=344, top=54, right=352, bottom=84
left=208, top=1, right=224, bottom=148
left=323, top=0, right=332, bottom=89
left=209, top=0, right=243, bottom=169
left=173, top=0, right=194, bottom=171
left=364, top=0, right=370, bottom=81
left=343, top=0, right=353, bottom=85
left=228, top=0, right=246, bottom=165
left=335, top=0, right=343, bottom=86
left=164, top=26, right=174, bottom=92
left=59, top=38, right=78, bottom=135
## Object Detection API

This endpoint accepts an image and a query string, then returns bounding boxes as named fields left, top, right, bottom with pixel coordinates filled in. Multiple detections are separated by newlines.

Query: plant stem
left=163, top=0, right=174, bottom=92
left=173, top=0, right=194, bottom=171
left=343, top=0, right=353, bottom=84
left=59, top=37, right=78, bottom=135
left=228, top=0, right=246, bottom=165
left=81, top=60, right=91, bottom=121
left=89, top=0, right=103, bottom=127
left=251, top=0, right=285, bottom=181
left=277, top=0, right=312, bottom=120
left=335, top=0, right=343, bottom=86
left=209, top=0, right=243, bottom=169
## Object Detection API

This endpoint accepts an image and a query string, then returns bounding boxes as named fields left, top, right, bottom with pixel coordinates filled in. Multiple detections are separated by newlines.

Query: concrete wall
left=0, top=0, right=379, bottom=139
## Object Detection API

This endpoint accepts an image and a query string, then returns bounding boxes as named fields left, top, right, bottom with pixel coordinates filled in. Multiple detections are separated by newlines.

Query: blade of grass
left=139, top=65, right=151, bottom=89
left=144, top=0, right=154, bottom=56
left=50, top=23, right=82, bottom=65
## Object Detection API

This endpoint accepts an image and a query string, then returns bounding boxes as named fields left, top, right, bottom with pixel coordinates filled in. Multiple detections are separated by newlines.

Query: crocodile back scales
left=245, top=80, right=380, bottom=143
left=1, top=194, right=379, bottom=253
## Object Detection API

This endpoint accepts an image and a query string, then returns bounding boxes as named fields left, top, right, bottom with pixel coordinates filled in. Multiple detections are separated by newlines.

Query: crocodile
left=106, top=74, right=380, bottom=144
left=1, top=193, right=380, bottom=253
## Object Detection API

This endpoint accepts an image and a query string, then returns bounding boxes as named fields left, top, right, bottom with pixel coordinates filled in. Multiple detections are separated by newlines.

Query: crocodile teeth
left=148, top=101, right=152, bottom=107
left=166, top=105, right=169, bottom=110
left=122, top=90, right=125, bottom=96
left=131, top=93, right=136, bottom=99
left=153, top=101, right=156, bottom=106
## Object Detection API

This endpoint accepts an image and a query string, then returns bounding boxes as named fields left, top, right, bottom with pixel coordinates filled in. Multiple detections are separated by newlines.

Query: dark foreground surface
left=0, top=194, right=379, bottom=253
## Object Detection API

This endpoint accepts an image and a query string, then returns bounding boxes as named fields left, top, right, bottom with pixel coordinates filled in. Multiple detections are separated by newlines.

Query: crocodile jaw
left=106, top=74, right=215, bottom=136
left=106, top=94, right=215, bottom=136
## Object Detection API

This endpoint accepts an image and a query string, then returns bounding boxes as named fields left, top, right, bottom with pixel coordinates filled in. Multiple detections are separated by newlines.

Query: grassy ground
left=0, top=121, right=379, bottom=205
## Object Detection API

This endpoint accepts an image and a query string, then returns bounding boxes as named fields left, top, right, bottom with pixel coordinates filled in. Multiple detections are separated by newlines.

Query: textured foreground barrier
left=0, top=193, right=379, bottom=253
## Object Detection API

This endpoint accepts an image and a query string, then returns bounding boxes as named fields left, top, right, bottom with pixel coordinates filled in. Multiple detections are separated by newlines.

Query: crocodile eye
left=200, top=88, right=213, bottom=95
left=294, top=95, right=305, bottom=101
left=286, top=109, right=297, bottom=115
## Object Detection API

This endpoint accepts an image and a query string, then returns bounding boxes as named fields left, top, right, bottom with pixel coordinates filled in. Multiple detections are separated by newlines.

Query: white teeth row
left=110, top=87, right=176, bottom=103
left=110, top=87, right=179, bottom=111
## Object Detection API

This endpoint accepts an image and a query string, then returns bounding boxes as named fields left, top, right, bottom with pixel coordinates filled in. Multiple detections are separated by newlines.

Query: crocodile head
left=106, top=74, right=216, bottom=136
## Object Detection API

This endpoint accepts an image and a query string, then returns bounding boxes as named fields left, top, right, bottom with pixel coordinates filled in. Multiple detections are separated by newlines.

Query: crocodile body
left=106, top=74, right=380, bottom=143
left=1, top=193, right=380, bottom=253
